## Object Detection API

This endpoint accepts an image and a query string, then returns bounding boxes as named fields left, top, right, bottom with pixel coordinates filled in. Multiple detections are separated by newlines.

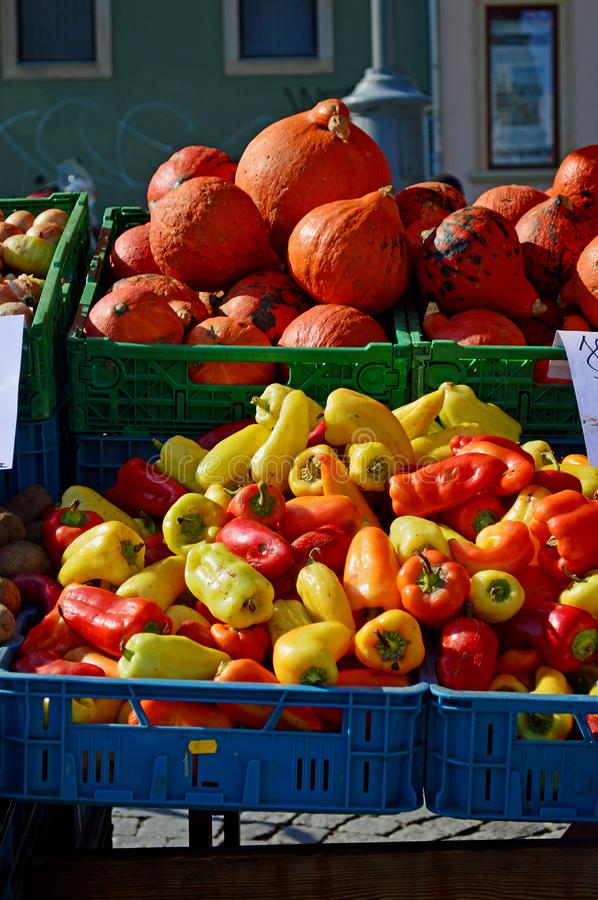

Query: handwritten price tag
left=550, top=330, right=598, bottom=465
left=0, top=317, right=25, bottom=471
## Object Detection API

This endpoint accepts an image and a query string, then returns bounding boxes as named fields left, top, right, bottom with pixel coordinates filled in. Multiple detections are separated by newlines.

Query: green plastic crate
left=67, top=207, right=412, bottom=434
left=1, top=193, right=91, bottom=421
left=402, top=297, right=580, bottom=435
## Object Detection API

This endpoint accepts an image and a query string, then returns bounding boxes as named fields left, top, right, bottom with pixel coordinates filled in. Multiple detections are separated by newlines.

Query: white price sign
left=0, top=316, right=25, bottom=470
left=549, top=330, right=598, bottom=465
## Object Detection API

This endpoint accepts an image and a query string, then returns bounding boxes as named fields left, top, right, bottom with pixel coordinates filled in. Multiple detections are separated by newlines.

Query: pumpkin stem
left=378, top=185, right=395, bottom=199
left=328, top=113, right=350, bottom=143
left=532, top=298, right=547, bottom=317
left=114, top=302, right=130, bottom=316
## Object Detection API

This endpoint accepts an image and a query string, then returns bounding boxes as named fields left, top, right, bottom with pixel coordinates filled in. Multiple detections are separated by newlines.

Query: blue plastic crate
left=73, top=432, right=164, bottom=496
left=0, top=407, right=68, bottom=505
left=0, top=609, right=426, bottom=814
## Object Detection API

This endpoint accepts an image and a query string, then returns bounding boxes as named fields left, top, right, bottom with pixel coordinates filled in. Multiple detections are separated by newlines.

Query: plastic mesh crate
left=425, top=685, right=598, bottom=822
left=67, top=207, right=412, bottom=435
left=0, top=194, right=91, bottom=421
left=73, top=432, right=164, bottom=495
left=0, top=609, right=426, bottom=814
left=0, top=405, right=68, bottom=505
left=403, top=297, right=580, bottom=436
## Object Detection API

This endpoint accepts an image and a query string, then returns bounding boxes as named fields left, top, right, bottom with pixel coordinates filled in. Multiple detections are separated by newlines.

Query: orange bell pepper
left=343, top=526, right=401, bottom=613
left=493, top=646, right=543, bottom=679
left=128, top=699, right=233, bottom=728
left=279, top=495, right=362, bottom=542
left=317, top=451, right=381, bottom=529
left=354, top=609, right=425, bottom=675
left=336, top=668, right=410, bottom=688
left=449, top=521, right=534, bottom=575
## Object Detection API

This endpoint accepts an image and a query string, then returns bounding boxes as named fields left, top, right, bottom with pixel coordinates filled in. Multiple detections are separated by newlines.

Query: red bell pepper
left=214, top=516, right=294, bottom=580
left=210, top=623, right=270, bottom=662
left=493, top=646, right=543, bottom=679
left=453, top=440, right=534, bottom=497
left=193, top=599, right=220, bottom=625
left=18, top=606, right=80, bottom=659
left=531, top=469, right=583, bottom=494
left=536, top=545, right=571, bottom=585
left=143, top=533, right=174, bottom=566
left=437, top=614, right=499, bottom=691
left=128, top=699, right=233, bottom=728
left=442, top=492, right=505, bottom=541
left=495, top=601, right=598, bottom=672
left=335, top=668, right=411, bottom=687
left=12, top=649, right=60, bottom=673
left=306, top=419, right=328, bottom=448
left=105, top=458, right=188, bottom=518
left=10, top=573, right=61, bottom=615
left=43, top=501, right=103, bottom=567
left=58, top=584, right=172, bottom=658
left=397, top=550, right=470, bottom=630
left=533, top=491, right=598, bottom=576
left=176, top=619, right=217, bottom=648
left=290, top=525, right=354, bottom=575
left=213, top=658, right=322, bottom=732
left=35, top=660, right=106, bottom=677
left=517, top=564, right=567, bottom=604
left=280, top=495, right=362, bottom=542
left=450, top=434, right=535, bottom=466
left=227, top=481, right=286, bottom=526
left=449, top=521, right=534, bottom=575
left=197, top=419, right=255, bottom=450
left=389, top=453, right=507, bottom=518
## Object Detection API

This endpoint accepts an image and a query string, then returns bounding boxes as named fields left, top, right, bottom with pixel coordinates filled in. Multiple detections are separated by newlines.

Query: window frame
left=1, top=0, right=112, bottom=80
left=222, top=0, right=334, bottom=76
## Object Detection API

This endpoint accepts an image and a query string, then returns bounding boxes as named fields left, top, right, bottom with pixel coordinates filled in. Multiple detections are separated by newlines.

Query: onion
left=2, top=234, right=55, bottom=277
left=27, top=221, right=64, bottom=246
left=0, top=221, right=21, bottom=243
left=5, top=210, right=35, bottom=231
left=33, top=208, right=69, bottom=229
left=0, top=301, right=33, bottom=326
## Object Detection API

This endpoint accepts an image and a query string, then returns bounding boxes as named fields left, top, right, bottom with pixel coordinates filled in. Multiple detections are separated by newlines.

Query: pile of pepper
left=9, top=381, right=598, bottom=739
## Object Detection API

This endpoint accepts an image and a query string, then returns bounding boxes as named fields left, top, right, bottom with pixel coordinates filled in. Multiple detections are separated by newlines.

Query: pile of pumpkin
left=84, top=98, right=598, bottom=372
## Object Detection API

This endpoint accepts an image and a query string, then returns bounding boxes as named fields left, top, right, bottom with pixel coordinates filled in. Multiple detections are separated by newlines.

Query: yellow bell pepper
left=118, top=632, right=230, bottom=679
left=204, top=484, right=233, bottom=511
left=296, top=559, right=355, bottom=635
left=559, top=570, right=598, bottom=620
left=162, top=493, right=226, bottom=556
left=521, top=440, right=554, bottom=469
left=392, top=386, right=446, bottom=440
left=58, top=521, right=145, bottom=587
left=116, top=556, right=187, bottom=611
left=60, top=485, right=139, bottom=533
left=195, top=423, right=270, bottom=490
left=288, top=444, right=337, bottom=496
left=71, top=698, right=123, bottom=725
left=354, top=609, right=424, bottom=675
left=502, top=485, right=551, bottom=525
left=251, top=389, right=311, bottom=492
left=324, top=388, right=415, bottom=464
left=468, top=570, right=525, bottom=624
left=165, top=604, right=210, bottom=632
left=389, top=515, right=451, bottom=564
left=517, top=666, right=574, bottom=741
left=152, top=435, right=207, bottom=492
left=439, top=382, right=522, bottom=442
left=489, top=674, right=528, bottom=692
left=185, top=541, right=274, bottom=627
left=267, top=599, right=313, bottom=646
left=252, top=383, right=323, bottom=430
left=411, top=423, right=481, bottom=463
left=272, top=621, right=353, bottom=686
left=346, top=441, right=395, bottom=492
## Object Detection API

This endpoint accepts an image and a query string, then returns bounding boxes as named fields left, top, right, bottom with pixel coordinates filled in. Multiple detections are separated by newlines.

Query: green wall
left=0, top=0, right=430, bottom=215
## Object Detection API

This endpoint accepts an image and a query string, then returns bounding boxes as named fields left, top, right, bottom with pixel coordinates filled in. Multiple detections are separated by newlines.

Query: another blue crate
left=0, top=609, right=427, bottom=814
left=0, top=408, right=67, bottom=505
left=73, top=432, right=163, bottom=495
left=426, top=686, right=598, bottom=822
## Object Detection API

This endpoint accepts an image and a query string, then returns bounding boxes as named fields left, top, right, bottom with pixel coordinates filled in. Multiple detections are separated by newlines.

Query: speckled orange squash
left=515, top=194, right=598, bottom=299
left=473, top=185, right=547, bottom=226
left=279, top=304, right=387, bottom=348
left=109, top=223, right=162, bottom=280
left=395, top=181, right=466, bottom=229
left=405, top=207, right=447, bottom=265
left=111, top=273, right=208, bottom=332
left=219, top=270, right=308, bottom=343
left=287, top=187, right=409, bottom=315
left=416, top=206, right=542, bottom=318
left=149, top=177, right=280, bottom=291
left=235, top=99, right=392, bottom=257
left=185, top=317, right=276, bottom=385
left=84, top=282, right=185, bottom=344
left=551, top=145, right=598, bottom=214
left=560, top=235, right=598, bottom=328
left=147, top=145, right=237, bottom=205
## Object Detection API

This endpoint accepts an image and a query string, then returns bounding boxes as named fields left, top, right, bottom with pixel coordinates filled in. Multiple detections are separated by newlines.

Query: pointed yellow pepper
left=152, top=435, right=207, bottom=492
left=116, top=556, right=187, bottom=611
left=296, top=559, right=355, bottom=635
left=324, top=388, right=414, bottom=464
left=195, top=423, right=270, bottom=490
left=58, top=521, right=145, bottom=587
left=392, top=386, right=446, bottom=439
left=273, top=621, right=353, bottom=685
left=251, top=389, right=311, bottom=492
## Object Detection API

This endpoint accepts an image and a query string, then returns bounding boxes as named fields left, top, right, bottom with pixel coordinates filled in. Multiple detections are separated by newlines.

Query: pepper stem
left=300, top=666, right=327, bottom=686
left=307, top=547, right=322, bottom=565
left=151, top=438, right=164, bottom=451
left=251, top=397, right=270, bottom=413
left=250, top=481, right=276, bottom=518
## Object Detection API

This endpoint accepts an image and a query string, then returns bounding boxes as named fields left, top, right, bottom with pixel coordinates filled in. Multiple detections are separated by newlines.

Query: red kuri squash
left=551, top=145, right=598, bottom=215
left=185, top=317, right=276, bottom=385
left=147, top=145, right=237, bottom=205
left=473, top=185, right=547, bottom=226
left=111, top=273, right=208, bottom=331
left=84, top=282, right=185, bottom=344
left=560, top=235, right=598, bottom=328
left=395, top=181, right=466, bottom=229
left=279, top=304, right=387, bottom=348
left=109, top=223, right=161, bottom=280
left=219, top=270, right=308, bottom=343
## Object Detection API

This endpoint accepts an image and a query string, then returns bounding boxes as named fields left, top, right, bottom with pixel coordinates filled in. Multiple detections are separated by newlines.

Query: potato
left=25, top=520, right=45, bottom=545
left=0, top=604, right=16, bottom=643
left=0, top=510, right=26, bottom=546
left=0, top=302, right=33, bottom=326
left=5, top=485, right=53, bottom=525
left=0, top=577, right=21, bottom=615
left=0, top=541, right=52, bottom=578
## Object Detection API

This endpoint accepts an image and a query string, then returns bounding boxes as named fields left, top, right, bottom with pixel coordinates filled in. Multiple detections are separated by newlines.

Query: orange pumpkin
left=219, top=270, right=308, bottom=343
left=109, top=223, right=161, bottom=280
left=111, top=273, right=208, bottom=331
left=405, top=207, right=447, bottom=265
left=422, top=306, right=527, bottom=346
left=185, top=317, right=276, bottom=385
left=395, top=181, right=466, bottom=229
left=84, top=282, right=185, bottom=344
left=515, top=194, right=598, bottom=299
left=473, top=185, right=548, bottom=226
left=551, top=144, right=598, bottom=214
left=150, top=177, right=280, bottom=292
left=279, top=304, right=387, bottom=348
left=287, top=187, right=409, bottom=315
left=560, top=235, right=598, bottom=328
left=147, top=145, right=237, bottom=205
left=235, top=98, right=392, bottom=257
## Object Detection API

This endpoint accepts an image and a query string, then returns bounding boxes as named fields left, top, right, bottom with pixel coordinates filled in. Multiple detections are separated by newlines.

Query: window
left=1, top=0, right=112, bottom=79
left=223, top=0, right=333, bottom=75
left=486, top=5, right=559, bottom=168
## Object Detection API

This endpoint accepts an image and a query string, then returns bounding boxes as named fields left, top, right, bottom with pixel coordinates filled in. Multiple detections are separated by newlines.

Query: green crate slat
left=68, top=207, right=412, bottom=434
left=403, top=296, right=581, bottom=435
left=1, top=193, right=91, bottom=421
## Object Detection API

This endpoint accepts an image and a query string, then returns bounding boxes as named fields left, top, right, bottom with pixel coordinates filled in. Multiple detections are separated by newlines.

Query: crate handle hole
left=296, top=757, right=303, bottom=791
left=364, top=710, right=372, bottom=744
left=363, top=760, right=370, bottom=794
left=108, top=751, right=115, bottom=784
left=553, top=770, right=559, bottom=801
left=82, top=750, right=89, bottom=784
left=485, top=769, right=492, bottom=801
left=41, top=749, right=48, bottom=783
left=192, top=754, right=199, bottom=787
left=322, top=758, right=330, bottom=793
left=95, top=751, right=102, bottom=783
left=525, top=769, right=533, bottom=801
left=309, top=758, right=317, bottom=791
left=201, top=781, right=220, bottom=789
left=486, top=723, right=494, bottom=755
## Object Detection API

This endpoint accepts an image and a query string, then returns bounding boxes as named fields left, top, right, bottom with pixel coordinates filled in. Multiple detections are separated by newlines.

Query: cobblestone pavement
left=111, top=807, right=568, bottom=849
